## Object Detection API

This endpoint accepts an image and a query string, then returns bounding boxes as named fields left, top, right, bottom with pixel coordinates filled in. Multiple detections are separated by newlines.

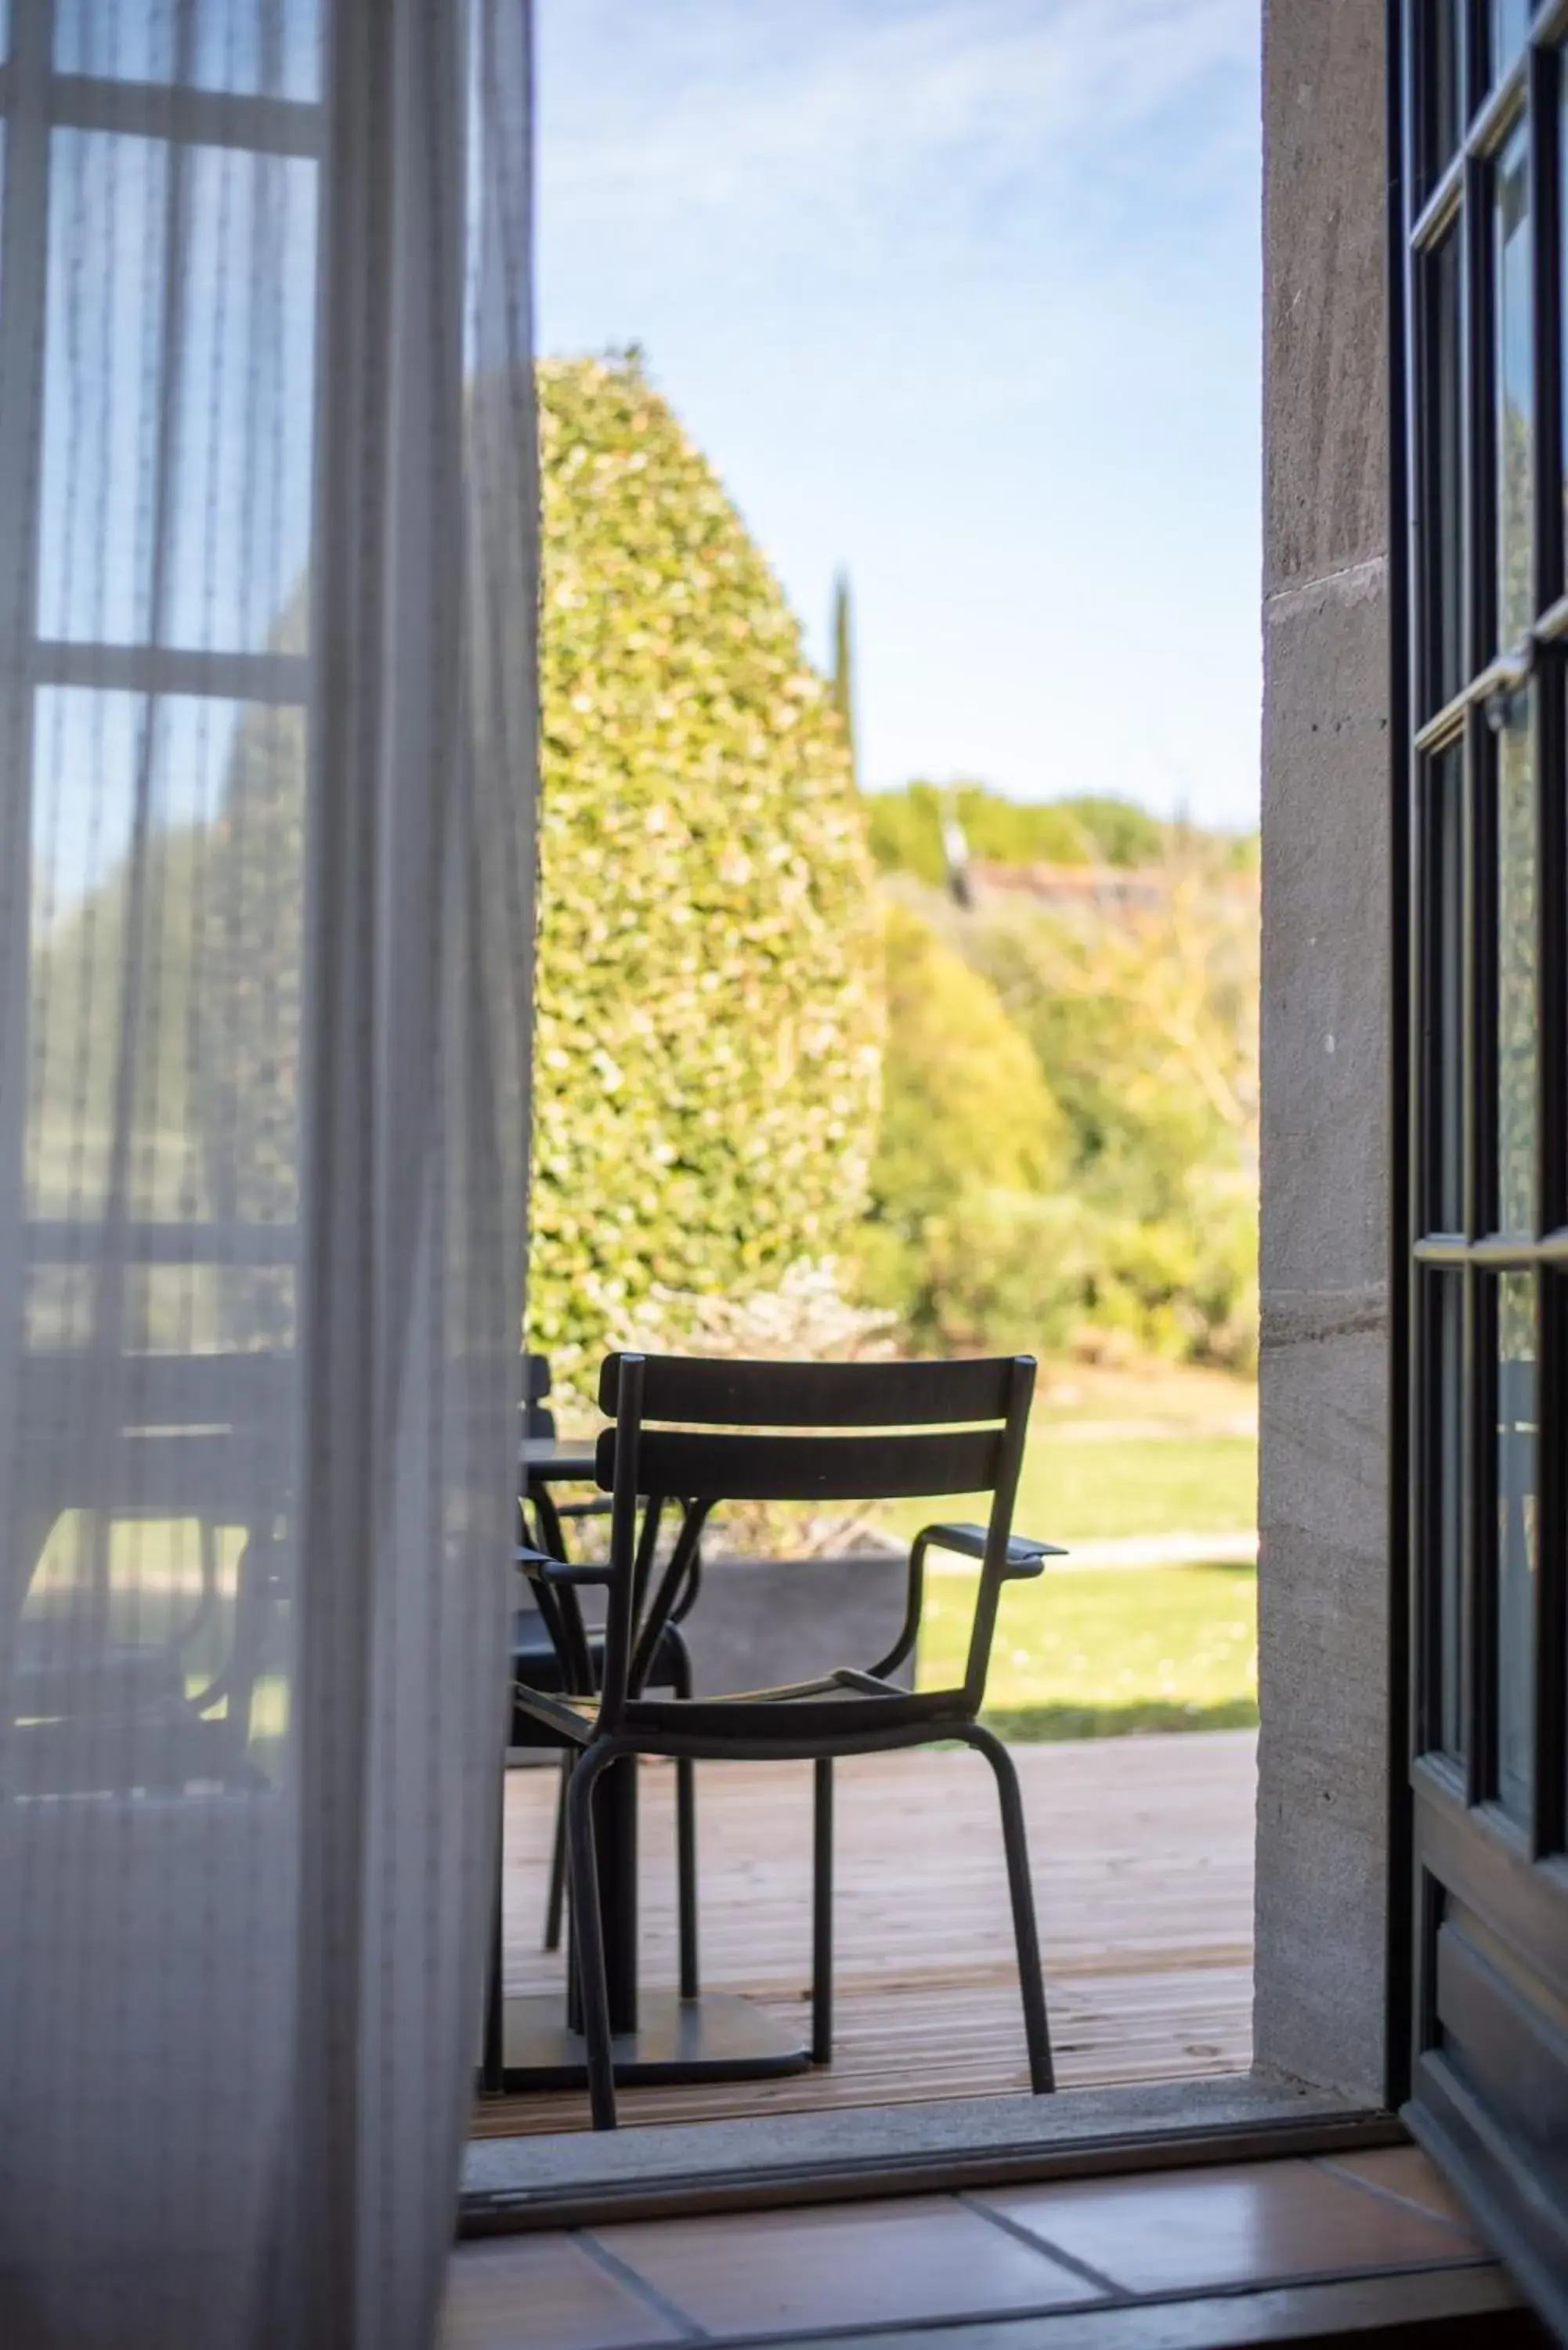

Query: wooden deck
left=475, top=1730, right=1255, bottom=2138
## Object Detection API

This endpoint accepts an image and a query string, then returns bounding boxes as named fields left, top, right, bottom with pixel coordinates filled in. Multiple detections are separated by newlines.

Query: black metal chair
left=513, top=1349, right=1063, bottom=2129
left=511, top=1353, right=701, bottom=1989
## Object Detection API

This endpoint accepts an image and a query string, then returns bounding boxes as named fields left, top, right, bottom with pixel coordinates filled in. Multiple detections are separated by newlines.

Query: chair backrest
left=592, top=1352, right=1035, bottom=1723
left=521, top=1350, right=555, bottom=1441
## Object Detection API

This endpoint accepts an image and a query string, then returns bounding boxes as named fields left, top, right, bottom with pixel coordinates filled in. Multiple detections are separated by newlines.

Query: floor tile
left=971, top=2157, right=1485, bottom=2297
left=1317, top=2144, right=1481, bottom=2236
left=594, top=2194, right=1097, bottom=2337
left=439, top=2233, right=685, bottom=2350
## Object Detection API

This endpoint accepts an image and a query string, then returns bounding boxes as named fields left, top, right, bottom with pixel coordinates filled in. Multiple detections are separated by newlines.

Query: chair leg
left=565, top=1743, right=621, bottom=2131
left=481, top=1787, right=506, bottom=2094
left=959, top=1723, right=1054, bottom=2094
left=676, top=1759, right=699, bottom=2000
left=667, top=1629, right=699, bottom=2000
left=544, top=1750, right=570, bottom=1952
left=811, top=1756, right=833, bottom=2065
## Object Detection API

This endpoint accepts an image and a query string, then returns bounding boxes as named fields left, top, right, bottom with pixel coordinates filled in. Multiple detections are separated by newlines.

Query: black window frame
left=0, top=0, right=320, bottom=1038
left=1391, top=0, right=1568, bottom=2102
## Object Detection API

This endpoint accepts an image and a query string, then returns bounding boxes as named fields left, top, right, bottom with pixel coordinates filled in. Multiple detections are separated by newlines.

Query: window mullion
left=48, top=73, right=320, bottom=163
left=0, top=0, right=55, bottom=1308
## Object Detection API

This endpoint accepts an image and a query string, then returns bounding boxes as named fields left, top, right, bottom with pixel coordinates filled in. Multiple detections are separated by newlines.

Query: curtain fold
left=0, top=4, right=537, bottom=2345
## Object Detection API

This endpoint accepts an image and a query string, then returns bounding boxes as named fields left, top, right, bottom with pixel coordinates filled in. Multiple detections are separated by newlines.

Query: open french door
left=1393, top=2, right=1568, bottom=2335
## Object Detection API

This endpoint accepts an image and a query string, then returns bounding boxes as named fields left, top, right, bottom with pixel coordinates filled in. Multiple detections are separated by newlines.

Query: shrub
left=605, top=1257, right=901, bottom=1556
left=859, top=902, right=1068, bottom=1348
left=904, top=1191, right=1089, bottom=1357
left=956, top=838, right=1259, bottom=1368
left=532, top=355, right=883, bottom=1397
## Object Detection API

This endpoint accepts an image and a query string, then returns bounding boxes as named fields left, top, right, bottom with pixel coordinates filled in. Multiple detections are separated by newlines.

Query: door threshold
left=461, top=2071, right=1404, bottom=2235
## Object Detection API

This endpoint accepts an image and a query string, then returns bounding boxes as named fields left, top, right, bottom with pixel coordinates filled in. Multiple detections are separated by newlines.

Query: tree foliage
left=858, top=902, right=1076, bottom=1350
left=859, top=831, right=1259, bottom=1370
left=865, top=779, right=1167, bottom=885
left=830, top=569, right=857, bottom=787
left=531, top=355, right=883, bottom=1391
left=963, top=830, right=1259, bottom=1365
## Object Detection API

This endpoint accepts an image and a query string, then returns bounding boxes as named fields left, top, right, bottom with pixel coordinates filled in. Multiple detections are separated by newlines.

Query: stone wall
left=1255, top=0, right=1392, bottom=2101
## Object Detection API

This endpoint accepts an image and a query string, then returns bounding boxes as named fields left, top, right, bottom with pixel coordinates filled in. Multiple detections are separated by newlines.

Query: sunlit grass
left=879, top=1431, right=1257, bottom=1549
left=917, top=1561, right=1258, bottom=1740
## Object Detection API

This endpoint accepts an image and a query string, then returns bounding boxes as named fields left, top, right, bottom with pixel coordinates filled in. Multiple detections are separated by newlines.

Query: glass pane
left=1496, top=691, right=1537, bottom=1231
left=1562, top=71, right=1568, bottom=577
left=1422, top=0, right=1462, bottom=192
left=53, top=0, right=322, bottom=101
left=37, top=132, right=317, bottom=655
left=1490, top=1, right=1534, bottom=81
left=1427, top=740, right=1466, bottom=1230
left=1495, top=1273, right=1538, bottom=1825
left=1423, top=230, right=1464, bottom=712
left=1495, top=121, right=1534, bottom=650
left=1428, top=1271, right=1466, bottom=1759
left=25, top=686, right=305, bottom=1344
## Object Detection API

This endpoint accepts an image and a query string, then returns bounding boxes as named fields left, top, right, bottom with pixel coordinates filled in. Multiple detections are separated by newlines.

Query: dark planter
left=508, top=1540, right=915, bottom=1762
left=681, top=1544, right=914, bottom=1696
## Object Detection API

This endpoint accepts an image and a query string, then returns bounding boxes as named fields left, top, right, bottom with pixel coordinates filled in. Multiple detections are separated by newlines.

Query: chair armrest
left=515, top=1547, right=615, bottom=1588
left=916, top=1521, right=1068, bottom=1579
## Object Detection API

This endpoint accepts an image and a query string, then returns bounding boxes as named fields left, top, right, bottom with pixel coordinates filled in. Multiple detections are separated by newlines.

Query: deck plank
left=475, top=1730, right=1255, bottom=2137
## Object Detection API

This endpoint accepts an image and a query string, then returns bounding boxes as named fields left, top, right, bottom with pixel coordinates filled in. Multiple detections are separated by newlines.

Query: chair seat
left=511, top=1667, right=971, bottom=1755
left=624, top=1677, right=968, bottom=1749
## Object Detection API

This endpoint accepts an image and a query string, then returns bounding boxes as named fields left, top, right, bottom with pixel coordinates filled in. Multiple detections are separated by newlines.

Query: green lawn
left=880, top=1408, right=1260, bottom=1739
left=879, top=1430, right=1258, bottom=1549
left=917, top=1561, right=1259, bottom=1741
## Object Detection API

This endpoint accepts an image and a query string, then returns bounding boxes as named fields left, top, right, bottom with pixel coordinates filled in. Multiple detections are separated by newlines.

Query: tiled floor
left=439, top=2144, right=1507, bottom=2348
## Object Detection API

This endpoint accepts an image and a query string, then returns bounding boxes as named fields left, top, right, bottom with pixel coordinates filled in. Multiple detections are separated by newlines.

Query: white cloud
left=535, top=0, right=1263, bottom=825
left=541, top=0, right=1257, bottom=247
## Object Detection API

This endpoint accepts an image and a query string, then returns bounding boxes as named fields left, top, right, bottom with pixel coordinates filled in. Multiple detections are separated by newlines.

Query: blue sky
left=537, top=0, right=1263, bottom=831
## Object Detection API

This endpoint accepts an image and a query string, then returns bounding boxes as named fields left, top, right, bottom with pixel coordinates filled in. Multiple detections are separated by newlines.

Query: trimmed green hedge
left=530, top=356, right=883, bottom=1392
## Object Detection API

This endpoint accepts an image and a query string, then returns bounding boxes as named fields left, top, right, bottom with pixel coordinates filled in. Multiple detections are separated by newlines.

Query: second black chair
left=512, top=1352, right=702, bottom=1990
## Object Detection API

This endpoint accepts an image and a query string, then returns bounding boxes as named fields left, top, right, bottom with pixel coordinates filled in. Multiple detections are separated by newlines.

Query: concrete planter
left=681, top=1542, right=914, bottom=1695
left=508, top=1538, right=915, bottom=1762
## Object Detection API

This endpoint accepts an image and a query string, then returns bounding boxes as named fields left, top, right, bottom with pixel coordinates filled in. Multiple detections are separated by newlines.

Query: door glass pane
left=1429, top=1271, right=1466, bottom=1760
left=1496, top=121, right=1534, bottom=650
left=53, top=0, right=323, bottom=101
left=1562, top=70, right=1568, bottom=575
left=37, top=132, right=318, bottom=655
left=1496, top=1274, right=1538, bottom=1826
left=1422, top=0, right=1462, bottom=193
left=1424, top=231, right=1464, bottom=713
left=1427, top=740, right=1466, bottom=1230
left=1490, top=1, right=1534, bottom=81
left=1496, top=692, right=1537, bottom=1233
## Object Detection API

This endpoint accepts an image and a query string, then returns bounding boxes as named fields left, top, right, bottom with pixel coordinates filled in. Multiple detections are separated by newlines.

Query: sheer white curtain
left=0, top=4, right=537, bottom=2345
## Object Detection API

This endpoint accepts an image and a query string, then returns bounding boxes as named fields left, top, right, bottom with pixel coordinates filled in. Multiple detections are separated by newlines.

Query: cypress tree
left=830, top=568, right=857, bottom=786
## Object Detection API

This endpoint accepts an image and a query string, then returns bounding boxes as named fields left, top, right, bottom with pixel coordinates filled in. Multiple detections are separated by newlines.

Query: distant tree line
left=861, top=819, right=1259, bottom=1372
